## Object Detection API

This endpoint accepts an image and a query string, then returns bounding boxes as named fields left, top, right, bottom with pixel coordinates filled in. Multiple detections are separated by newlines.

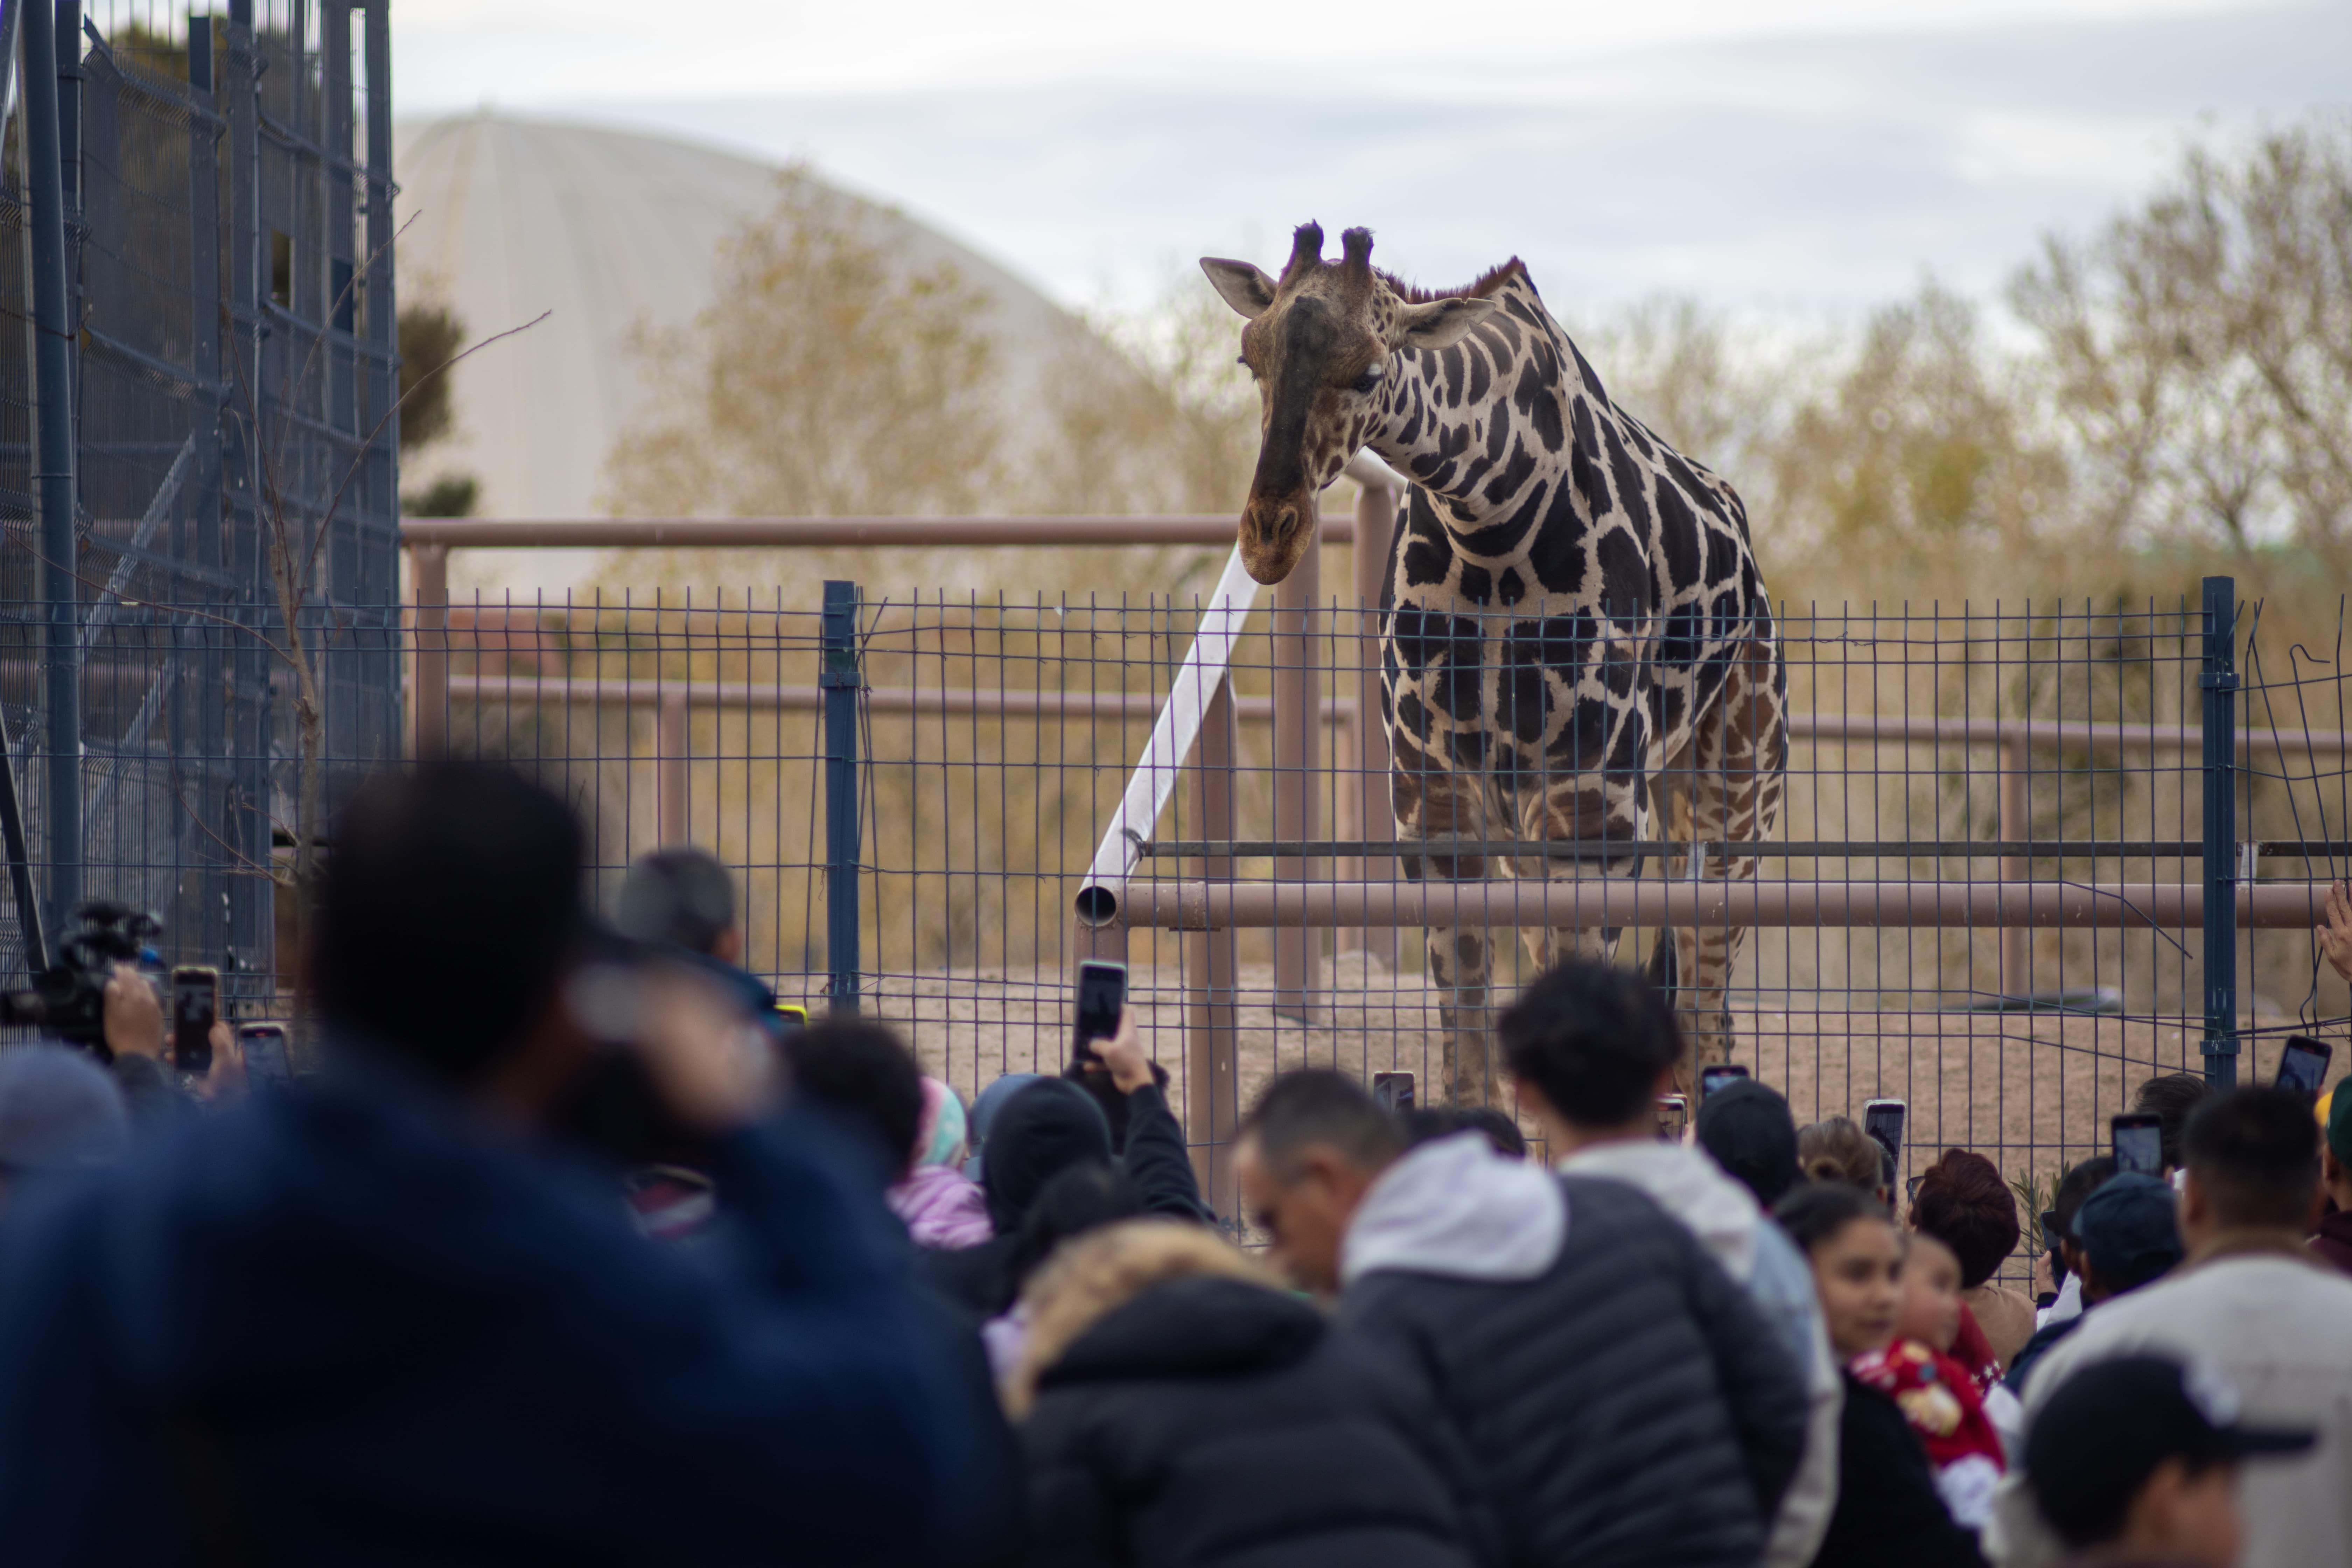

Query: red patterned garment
left=1849, top=1339, right=2005, bottom=1475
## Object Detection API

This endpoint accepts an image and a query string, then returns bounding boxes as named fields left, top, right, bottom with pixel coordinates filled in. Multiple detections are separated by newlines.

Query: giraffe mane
left=1375, top=258, right=1529, bottom=303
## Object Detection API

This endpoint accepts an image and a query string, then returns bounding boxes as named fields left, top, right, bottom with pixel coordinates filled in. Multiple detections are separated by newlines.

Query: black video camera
left=0, top=902, right=162, bottom=1058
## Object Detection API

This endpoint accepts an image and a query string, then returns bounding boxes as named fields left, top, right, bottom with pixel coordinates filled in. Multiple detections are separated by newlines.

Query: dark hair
left=1798, top=1117, right=1885, bottom=1191
left=2132, top=1073, right=2209, bottom=1170
left=1774, top=1180, right=1892, bottom=1255
left=616, top=846, right=738, bottom=955
left=1402, top=1105, right=1528, bottom=1158
left=2053, top=1155, right=2119, bottom=1239
left=1006, top=1161, right=1146, bottom=1299
left=315, top=764, right=585, bottom=1085
left=783, top=1020, right=925, bottom=1176
left=1498, top=960, right=1682, bottom=1128
left=1242, top=1070, right=1405, bottom=1178
left=1696, top=1079, right=1801, bottom=1207
left=2182, top=1085, right=2322, bottom=1231
left=1907, top=1149, right=2021, bottom=1289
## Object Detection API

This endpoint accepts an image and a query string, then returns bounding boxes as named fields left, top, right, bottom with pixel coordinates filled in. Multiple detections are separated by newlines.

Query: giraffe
left=1202, top=224, right=1786, bottom=1105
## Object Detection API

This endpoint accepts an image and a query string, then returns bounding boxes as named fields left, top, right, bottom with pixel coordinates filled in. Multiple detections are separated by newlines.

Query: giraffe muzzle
left=1239, top=493, right=1317, bottom=585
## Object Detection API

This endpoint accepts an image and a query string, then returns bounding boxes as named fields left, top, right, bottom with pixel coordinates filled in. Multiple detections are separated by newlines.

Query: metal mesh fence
left=422, top=576, right=2352, bottom=1269
left=0, top=1, right=396, bottom=1003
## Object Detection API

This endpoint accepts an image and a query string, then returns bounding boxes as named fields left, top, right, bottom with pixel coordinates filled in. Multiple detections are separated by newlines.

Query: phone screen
left=1372, top=1072, right=1416, bottom=1114
left=239, top=1024, right=291, bottom=1087
left=2275, top=1036, right=2332, bottom=1100
left=170, top=966, right=218, bottom=1075
left=1863, top=1099, right=1906, bottom=1167
left=1698, top=1064, right=1750, bottom=1100
left=1073, top=961, right=1127, bottom=1061
left=2112, top=1113, right=2165, bottom=1176
left=1656, top=1094, right=1688, bottom=1141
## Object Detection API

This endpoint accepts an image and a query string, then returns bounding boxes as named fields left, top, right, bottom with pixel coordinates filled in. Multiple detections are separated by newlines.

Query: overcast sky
left=393, top=0, right=2350, bottom=319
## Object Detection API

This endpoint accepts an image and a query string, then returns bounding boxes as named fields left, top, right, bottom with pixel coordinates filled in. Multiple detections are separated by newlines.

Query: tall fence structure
left=410, top=495, right=2352, bottom=1244
left=0, top=0, right=398, bottom=999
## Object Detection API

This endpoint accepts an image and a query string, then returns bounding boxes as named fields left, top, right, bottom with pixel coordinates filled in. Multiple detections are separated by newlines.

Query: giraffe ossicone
left=1203, top=222, right=1788, bottom=1106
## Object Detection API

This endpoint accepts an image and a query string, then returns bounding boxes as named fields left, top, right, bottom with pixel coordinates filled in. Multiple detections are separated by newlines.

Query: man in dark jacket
left=0, top=764, right=972, bottom=1564
left=1238, top=1070, right=1808, bottom=1568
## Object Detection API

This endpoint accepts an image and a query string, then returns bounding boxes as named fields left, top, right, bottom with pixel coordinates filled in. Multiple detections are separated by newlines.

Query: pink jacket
left=887, top=1163, right=994, bottom=1250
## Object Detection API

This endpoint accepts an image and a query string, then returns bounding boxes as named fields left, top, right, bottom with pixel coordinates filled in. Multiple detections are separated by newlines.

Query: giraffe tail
left=1644, top=926, right=1678, bottom=1006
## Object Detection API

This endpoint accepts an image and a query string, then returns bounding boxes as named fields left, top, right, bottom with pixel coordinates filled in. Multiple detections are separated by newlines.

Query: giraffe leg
left=1395, top=756, right=1497, bottom=1107
left=1648, top=740, right=1700, bottom=1096
left=1678, top=637, right=1787, bottom=1075
left=1519, top=775, right=1647, bottom=1011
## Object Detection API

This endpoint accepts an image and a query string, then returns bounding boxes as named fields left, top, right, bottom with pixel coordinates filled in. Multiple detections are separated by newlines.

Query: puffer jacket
left=1015, top=1221, right=1488, bottom=1568
left=1339, top=1134, right=1808, bottom=1568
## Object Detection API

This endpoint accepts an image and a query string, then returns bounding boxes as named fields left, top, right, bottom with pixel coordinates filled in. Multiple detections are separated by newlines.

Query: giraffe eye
left=1351, top=365, right=1384, bottom=394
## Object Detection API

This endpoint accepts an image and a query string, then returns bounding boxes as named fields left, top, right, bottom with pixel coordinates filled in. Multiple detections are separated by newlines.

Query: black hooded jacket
left=1024, top=1275, right=1487, bottom=1568
left=925, top=1078, right=1205, bottom=1317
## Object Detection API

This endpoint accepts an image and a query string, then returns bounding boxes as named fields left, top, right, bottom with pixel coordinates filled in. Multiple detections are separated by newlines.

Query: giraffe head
left=1202, top=223, right=1496, bottom=585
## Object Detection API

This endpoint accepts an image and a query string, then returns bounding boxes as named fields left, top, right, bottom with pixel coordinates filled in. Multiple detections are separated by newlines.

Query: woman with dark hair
left=1908, top=1148, right=2033, bottom=1376
left=1775, top=1182, right=1987, bottom=1568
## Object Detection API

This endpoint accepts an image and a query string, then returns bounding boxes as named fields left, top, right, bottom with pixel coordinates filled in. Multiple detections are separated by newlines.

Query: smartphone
left=1373, top=1071, right=1416, bottom=1115
left=1072, top=960, right=1127, bottom=1064
left=1698, top=1063, right=1750, bottom=1100
left=238, top=1022, right=292, bottom=1088
left=2039, top=1207, right=2067, bottom=1281
left=2112, top=1111, right=2165, bottom=1177
left=1863, top=1097, right=1906, bottom=1172
left=169, top=965, right=219, bottom=1075
left=1656, top=1094, right=1688, bottom=1141
left=2275, top=1036, right=2333, bottom=1101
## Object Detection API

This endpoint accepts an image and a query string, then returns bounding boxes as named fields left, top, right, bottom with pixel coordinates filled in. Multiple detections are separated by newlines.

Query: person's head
left=1498, top=960, right=1682, bottom=1146
left=1798, top=1116, right=1890, bottom=1204
left=780, top=1020, right=924, bottom=1180
left=2178, top=1085, right=2322, bottom=1248
left=1907, top=1148, right=2020, bottom=1290
left=1402, top=1105, right=1527, bottom=1159
left=2072, top=1172, right=2185, bottom=1304
left=1004, top=1159, right=1146, bottom=1300
left=1697, top=1079, right=1801, bottom=1208
left=2049, top=1154, right=2119, bottom=1286
left=979, top=1078, right=1113, bottom=1233
left=2133, top=1072, right=2210, bottom=1175
left=1236, top=1070, right=1406, bottom=1294
left=965, top=1071, right=1045, bottom=1181
left=1778, top=1180, right=1904, bottom=1357
left=615, top=847, right=741, bottom=964
left=2025, top=1356, right=2313, bottom=1566
left=0, top=1045, right=130, bottom=1199
left=2320, top=1087, right=2352, bottom=1209
left=313, top=763, right=587, bottom=1090
left=1897, top=1230, right=1964, bottom=1352
left=912, top=1078, right=970, bottom=1170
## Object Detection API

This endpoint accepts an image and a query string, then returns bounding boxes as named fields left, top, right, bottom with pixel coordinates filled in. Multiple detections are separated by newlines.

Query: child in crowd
left=1853, top=1231, right=2008, bottom=1530
left=887, top=1078, right=994, bottom=1249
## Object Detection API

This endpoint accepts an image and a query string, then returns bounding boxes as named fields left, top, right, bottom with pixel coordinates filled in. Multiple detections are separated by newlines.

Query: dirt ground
left=865, top=952, right=2348, bottom=1197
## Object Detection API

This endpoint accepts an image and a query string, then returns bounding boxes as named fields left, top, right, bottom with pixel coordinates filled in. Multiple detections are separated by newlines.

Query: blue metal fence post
left=2199, top=575, right=2239, bottom=1087
left=22, top=0, right=81, bottom=934
left=822, top=582, right=862, bottom=1013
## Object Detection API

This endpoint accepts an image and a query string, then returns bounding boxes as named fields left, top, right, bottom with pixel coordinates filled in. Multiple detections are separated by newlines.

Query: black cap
left=2072, top=1173, right=2183, bottom=1281
left=2026, top=1356, right=2314, bottom=1548
left=1695, top=1078, right=1801, bottom=1206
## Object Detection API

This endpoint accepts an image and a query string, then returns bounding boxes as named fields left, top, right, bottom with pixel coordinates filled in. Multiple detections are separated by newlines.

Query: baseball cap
left=2073, top=1172, right=2184, bottom=1282
left=1695, top=1078, right=1801, bottom=1206
left=2026, top=1356, right=2314, bottom=1548
left=0, top=1044, right=131, bottom=1173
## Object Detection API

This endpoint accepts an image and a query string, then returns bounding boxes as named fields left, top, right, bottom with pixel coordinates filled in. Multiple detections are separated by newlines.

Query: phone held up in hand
left=1373, top=1072, right=1416, bottom=1114
left=1655, top=1094, right=1688, bottom=1141
left=238, top=1022, right=292, bottom=1088
left=169, top=965, right=218, bottom=1075
left=1698, top=1063, right=1749, bottom=1101
left=2112, top=1111, right=2165, bottom=1177
left=1863, top=1097, right=1905, bottom=1187
left=2275, top=1036, right=2332, bottom=1102
left=1073, top=960, right=1127, bottom=1066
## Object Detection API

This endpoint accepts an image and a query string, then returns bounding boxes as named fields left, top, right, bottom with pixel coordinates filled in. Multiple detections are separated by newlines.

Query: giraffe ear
left=1200, top=257, right=1278, bottom=320
left=1392, top=296, right=1497, bottom=351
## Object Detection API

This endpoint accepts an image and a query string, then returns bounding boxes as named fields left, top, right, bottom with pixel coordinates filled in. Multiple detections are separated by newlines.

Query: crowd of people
left=0, top=761, right=2348, bottom=1566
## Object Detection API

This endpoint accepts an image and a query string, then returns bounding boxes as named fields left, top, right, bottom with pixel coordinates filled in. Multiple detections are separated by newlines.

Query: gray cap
left=0, top=1044, right=132, bottom=1172
left=615, top=847, right=737, bottom=955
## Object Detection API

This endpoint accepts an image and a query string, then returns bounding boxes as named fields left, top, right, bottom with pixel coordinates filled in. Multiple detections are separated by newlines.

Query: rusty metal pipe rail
left=399, top=515, right=1340, bottom=549
left=1106, top=878, right=2331, bottom=931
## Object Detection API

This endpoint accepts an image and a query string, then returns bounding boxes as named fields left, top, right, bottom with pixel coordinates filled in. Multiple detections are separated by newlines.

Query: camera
left=0, top=902, right=163, bottom=1058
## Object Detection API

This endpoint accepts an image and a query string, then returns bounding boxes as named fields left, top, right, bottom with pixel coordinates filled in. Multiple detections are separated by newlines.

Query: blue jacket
left=0, top=1065, right=971, bottom=1565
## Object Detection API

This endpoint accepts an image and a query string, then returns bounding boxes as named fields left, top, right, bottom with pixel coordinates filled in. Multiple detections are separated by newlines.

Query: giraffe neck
left=1365, top=275, right=1609, bottom=576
